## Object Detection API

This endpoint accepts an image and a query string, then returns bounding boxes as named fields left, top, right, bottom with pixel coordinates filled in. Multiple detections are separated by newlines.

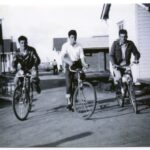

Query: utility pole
left=0, top=19, right=5, bottom=74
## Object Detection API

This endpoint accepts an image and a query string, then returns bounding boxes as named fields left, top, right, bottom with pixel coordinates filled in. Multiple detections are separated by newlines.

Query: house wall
left=85, top=50, right=109, bottom=72
left=108, top=4, right=140, bottom=82
left=85, top=52, right=100, bottom=72
left=136, top=5, right=150, bottom=78
left=109, top=4, right=138, bottom=45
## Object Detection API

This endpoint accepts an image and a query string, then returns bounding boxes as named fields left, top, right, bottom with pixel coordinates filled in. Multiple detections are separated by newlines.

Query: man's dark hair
left=68, top=30, right=77, bottom=37
left=18, top=36, right=28, bottom=42
left=119, top=29, right=128, bottom=36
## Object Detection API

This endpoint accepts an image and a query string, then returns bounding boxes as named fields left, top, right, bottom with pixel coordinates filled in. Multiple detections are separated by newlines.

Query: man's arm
left=131, top=41, right=141, bottom=62
left=33, top=48, right=41, bottom=68
left=79, top=47, right=88, bottom=68
left=60, top=44, right=73, bottom=66
left=81, top=57, right=88, bottom=68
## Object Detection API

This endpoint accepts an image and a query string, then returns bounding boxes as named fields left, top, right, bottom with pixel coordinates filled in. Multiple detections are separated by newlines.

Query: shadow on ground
left=91, top=95, right=150, bottom=120
left=32, top=131, right=93, bottom=147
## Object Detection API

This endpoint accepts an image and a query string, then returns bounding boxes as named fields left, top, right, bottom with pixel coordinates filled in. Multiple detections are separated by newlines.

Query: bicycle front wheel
left=73, top=82, right=97, bottom=119
left=12, top=86, right=30, bottom=121
left=128, top=82, right=138, bottom=114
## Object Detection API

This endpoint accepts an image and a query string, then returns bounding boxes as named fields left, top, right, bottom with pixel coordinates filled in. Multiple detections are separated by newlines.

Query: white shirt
left=120, top=43, right=127, bottom=66
left=60, top=41, right=85, bottom=62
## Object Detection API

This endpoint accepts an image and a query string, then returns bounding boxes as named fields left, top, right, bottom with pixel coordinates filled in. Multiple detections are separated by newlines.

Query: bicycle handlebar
left=17, top=72, right=32, bottom=78
left=69, top=64, right=90, bottom=73
left=114, top=61, right=139, bottom=70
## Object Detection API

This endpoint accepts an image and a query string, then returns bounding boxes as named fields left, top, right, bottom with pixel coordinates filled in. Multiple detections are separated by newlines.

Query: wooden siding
left=108, top=4, right=140, bottom=80
left=136, top=5, right=150, bottom=78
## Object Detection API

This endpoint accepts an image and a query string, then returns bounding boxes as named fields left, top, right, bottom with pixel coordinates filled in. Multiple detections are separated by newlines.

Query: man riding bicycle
left=60, top=30, right=88, bottom=111
left=110, top=29, right=141, bottom=94
left=12, top=35, right=41, bottom=94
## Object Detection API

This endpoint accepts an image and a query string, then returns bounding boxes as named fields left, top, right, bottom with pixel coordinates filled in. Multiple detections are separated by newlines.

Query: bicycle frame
left=117, top=64, right=133, bottom=93
left=116, top=63, right=138, bottom=113
left=70, top=68, right=83, bottom=102
left=77, top=70, right=83, bottom=87
left=13, top=71, right=33, bottom=121
left=18, top=73, right=32, bottom=94
left=69, top=66, right=97, bottom=119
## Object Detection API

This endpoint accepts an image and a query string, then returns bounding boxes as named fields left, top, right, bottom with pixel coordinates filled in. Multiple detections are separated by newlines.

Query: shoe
left=66, top=104, right=74, bottom=112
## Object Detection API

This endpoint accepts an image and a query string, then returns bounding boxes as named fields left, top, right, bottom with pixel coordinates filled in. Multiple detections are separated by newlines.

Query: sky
left=0, top=0, right=109, bottom=62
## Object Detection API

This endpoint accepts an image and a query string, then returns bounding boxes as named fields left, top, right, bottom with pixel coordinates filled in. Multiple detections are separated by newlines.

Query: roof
left=0, top=39, right=17, bottom=53
left=53, top=36, right=109, bottom=51
left=78, top=36, right=109, bottom=49
left=53, top=38, right=67, bottom=51
left=100, top=4, right=111, bottom=20
left=100, top=3, right=150, bottom=20
left=143, top=3, right=150, bottom=11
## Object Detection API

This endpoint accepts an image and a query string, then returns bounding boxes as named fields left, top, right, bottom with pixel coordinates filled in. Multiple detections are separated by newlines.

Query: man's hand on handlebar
left=83, top=63, right=89, bottom=69
left=82, top=64, right=89, bottom=72
left=112, top=64, right=119, bottom=69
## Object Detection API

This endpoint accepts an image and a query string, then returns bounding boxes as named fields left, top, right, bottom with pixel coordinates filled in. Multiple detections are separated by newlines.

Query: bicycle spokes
left=13, top=86, right=30, bottom=121
left=74, top=82, right=97, bottom=119
left=128, top=83, right=137, bottom=113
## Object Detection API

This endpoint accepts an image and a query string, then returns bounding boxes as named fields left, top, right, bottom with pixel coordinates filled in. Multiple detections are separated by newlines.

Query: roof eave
left=138, top=3, right=150, bottom=11
left=100, top=4, right=111, bottom=20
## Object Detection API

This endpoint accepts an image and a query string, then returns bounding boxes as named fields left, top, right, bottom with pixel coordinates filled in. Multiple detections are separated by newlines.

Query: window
left=117, top=21, right=124, bottom=30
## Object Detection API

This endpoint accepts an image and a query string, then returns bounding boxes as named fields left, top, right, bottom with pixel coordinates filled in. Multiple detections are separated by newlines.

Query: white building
left=0, top=39, right=16, bottom=73
left=101, top=4, right=150, bottom=81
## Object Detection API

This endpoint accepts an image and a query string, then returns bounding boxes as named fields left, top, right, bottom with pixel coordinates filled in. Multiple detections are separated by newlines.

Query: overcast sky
left=0, top=1, right=108, bottom=61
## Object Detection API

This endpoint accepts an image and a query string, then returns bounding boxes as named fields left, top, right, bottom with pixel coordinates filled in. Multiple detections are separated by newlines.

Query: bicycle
left=115, top=62, right=138, bottom=114
left=69, top=66, right=97, bottom=119
left=12, top=70, right=33, bottom=121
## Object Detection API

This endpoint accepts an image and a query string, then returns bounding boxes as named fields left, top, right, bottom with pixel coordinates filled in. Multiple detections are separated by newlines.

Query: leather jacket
left=110, top=40, right=140, bottom=66
left=13, top=46, right=41, bottom=72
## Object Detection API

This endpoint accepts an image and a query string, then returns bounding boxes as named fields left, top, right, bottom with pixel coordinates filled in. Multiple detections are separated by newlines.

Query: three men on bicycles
left=12, top=36, right=41, bottom=94
left=110, top=29, right=141, bottom=94
left=60, top=30, right=88, bottom=111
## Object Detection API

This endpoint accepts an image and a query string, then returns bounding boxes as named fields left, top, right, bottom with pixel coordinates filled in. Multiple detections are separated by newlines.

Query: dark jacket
left=110, top=40, right=140, bottom=65
left=13, top=46, right=41, bottom=71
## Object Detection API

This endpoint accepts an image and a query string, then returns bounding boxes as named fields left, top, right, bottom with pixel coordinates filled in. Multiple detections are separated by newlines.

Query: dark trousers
left=65, top=59, right=83, bottom=96
left=65, top=66, right=75, bottom=96
left=53, top=65, right=58, bottom=75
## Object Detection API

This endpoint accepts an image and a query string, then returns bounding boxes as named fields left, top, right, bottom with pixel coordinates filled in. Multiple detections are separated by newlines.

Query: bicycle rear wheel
left=73, top=82, right=97, bottom=119
left=128, top=82, right=138, bottom=114
left=12, top=86, right=30, bottom=121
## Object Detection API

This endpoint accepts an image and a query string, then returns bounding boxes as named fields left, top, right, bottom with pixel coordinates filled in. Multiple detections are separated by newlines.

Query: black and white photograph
left=0, top=0, right=150, bottom=148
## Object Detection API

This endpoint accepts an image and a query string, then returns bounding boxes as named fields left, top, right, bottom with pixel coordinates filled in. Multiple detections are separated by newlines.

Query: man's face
left=69, top=35, right=76, bottom=45
left=119, top=33, right=127, bottom=45
left=19, top=40, right=27, bottom=50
